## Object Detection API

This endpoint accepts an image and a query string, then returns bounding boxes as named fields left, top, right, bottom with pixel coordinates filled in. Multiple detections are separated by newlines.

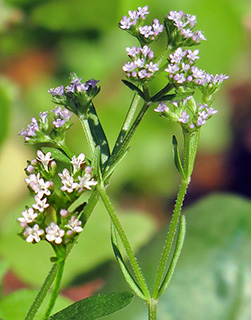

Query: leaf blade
left=48, top=292, right=134, bottom=320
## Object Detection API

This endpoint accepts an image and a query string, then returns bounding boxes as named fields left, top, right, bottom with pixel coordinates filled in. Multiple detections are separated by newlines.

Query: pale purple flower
left=179, top=111, right=190, bottom=123
left=187, top=49, right=200, bottom=63
left=71, top=153, right=86, bottom=173
left=192, top=30, right=206, bottom=42
left=181, top=62, right=190, bottom=72
left=180, top=28, right=194, bottom=39
left=39, top=111, right=48, bottom=123
left=32, top=196, right=49, bottom=213
left=165, top=64, right=180, bottom=75
left=36, top=150, right=53, bottom=171
left=135, top=58, right=145, bottom=68
left=53, top=119, right=65, bottom=128
left=170, top=48, right=187, bottom=64
left=123, top=62, right=136, bottom=72
left=167, top=10, right=184, bottom=22
left=173, top=73, right=186, bottom=84
left=86, top=79, right=99, bottom=88
left=140, top=45, right=153, bottom=58
left=18, top=208, right=38, bottom=228
left=65, top=84, right=75, bottom=93
left=139, top=25, right=153, bottom=38
left=60, top=109, right=72, bottom=120
left=138, top=69, right=148, bottom=79
left=48, top=85, right=64, bottom=96
left=120, top=16, right=132, bottom=29
left=19, top=117, right=39, bottom=141
left=154, top=102, right=169, bottom=113
left=126, top=46, right=140, bottom=58
left=59, top=169, right=79, bottom=193
left=152, top=19, right=164, bottom=35
left=24, top=224, right=44, bottom=243
left=128, top=10, right=139, bottom=24
left=76, top=83, right=89, bottom=92
left=184, top=14, right=197, bottom=27
left=137, top=6, right=149, bottom=19
left=45, top=222, right=65, bottom=244
left=146, top=61, right=159, bottom=73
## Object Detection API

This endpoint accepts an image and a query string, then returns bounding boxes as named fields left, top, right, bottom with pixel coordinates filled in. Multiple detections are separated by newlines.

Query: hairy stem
left=44, top=259, right=65, bottom=319
left=97, top=184, right=150, bottom=300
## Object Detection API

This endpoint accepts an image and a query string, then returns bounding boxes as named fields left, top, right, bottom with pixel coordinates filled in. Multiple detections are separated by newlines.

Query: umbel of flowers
left=18, top=150, right=97, bottom=246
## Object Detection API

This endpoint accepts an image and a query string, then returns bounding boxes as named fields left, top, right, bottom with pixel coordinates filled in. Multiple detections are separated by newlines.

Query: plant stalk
left=97, top=184, right=150, bottom=300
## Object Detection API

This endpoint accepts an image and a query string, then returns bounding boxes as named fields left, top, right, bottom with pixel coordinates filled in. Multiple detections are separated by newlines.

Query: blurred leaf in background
left=100, top=193, right=251, bottom=319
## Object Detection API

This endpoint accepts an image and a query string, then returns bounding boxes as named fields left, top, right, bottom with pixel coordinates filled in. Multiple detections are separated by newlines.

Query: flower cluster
left=165, top=10, right=206, bottom=47
left=19, top=107, right=72, bottom=144
left=165, top=47, right=229, bottom=93
left=123, top=45, right=159, bottom=80
left=18, top=151, right=97, bottom=245
left=155, top=97, right=218, bottom=132
left=48, top=74, right=100, bottom=116
left=119, top=6, right=163, bottom=43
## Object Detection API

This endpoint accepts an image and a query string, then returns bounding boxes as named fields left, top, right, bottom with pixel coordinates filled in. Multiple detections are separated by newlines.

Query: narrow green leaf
left=122, top=80, right=145, bottom=99
left=157, top=214, right=186, bottom=298
left=87, top=103, right=110, bottom=168
left=41, top=147, right=71, bottom=164
left=111, top=223, right=146, bottom=300
left=172, top=136, right=185, bottom=178
left=48, top=292, right=133, bottom=320
left=92, top=146, right=102, bottom=183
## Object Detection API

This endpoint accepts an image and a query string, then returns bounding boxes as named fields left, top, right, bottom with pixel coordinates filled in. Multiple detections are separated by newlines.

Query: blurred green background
left=0, top=0, right=251, bottom=319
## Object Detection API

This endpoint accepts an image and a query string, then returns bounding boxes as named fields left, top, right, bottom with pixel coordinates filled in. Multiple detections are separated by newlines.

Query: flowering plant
left=17, top=6, right=228, bottom=320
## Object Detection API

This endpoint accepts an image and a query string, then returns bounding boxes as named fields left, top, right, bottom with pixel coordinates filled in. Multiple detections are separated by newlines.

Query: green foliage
left=0, top=289, right=71, bottom=320
left=101, top=194, right=251, bottom=319
left=30, top=0, right=120, bottom=31
left=49, top=292, right=133, bottom=320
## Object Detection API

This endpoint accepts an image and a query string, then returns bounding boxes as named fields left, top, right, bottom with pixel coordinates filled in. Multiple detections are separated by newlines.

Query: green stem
left=152, top=131, right=200, bottom=299
left=97, top=184, right=150, bottom=300
left=110, top=94, right=141, bottom=158
left=79, top=114, right=96, bottom=156
left=147, top=299, right=158, bottom=320
left=152, top=178, right=190, bottom=299
left=24, top=264, right=58, bottom=320
left=44, top=258, right=65, bottom=319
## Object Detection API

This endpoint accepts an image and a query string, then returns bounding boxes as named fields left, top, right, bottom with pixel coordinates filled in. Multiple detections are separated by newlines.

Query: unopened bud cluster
left=48, top=73, right=100, bottom=116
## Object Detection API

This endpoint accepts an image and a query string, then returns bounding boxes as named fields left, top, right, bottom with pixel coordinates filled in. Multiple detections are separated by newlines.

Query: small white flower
left=25, top=173, right=52, bottom=198
left=24, top=224, right=44, bottom=243
left=18, top=208, right=38, bottom=228
left=78, top=167, right=97, bottom=191
left=71, top=153, right=86, bottom=174
left=59, top=169, right=79, bottom=193
left=37, top=150, right=53, bottom=171
left=66, top=216, right=83, bottom=234
left=45, top=222, right=65, bottom=244
left=146, top=61, right=159, bottom=73
left=32, top=196, right=49, bottom=213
